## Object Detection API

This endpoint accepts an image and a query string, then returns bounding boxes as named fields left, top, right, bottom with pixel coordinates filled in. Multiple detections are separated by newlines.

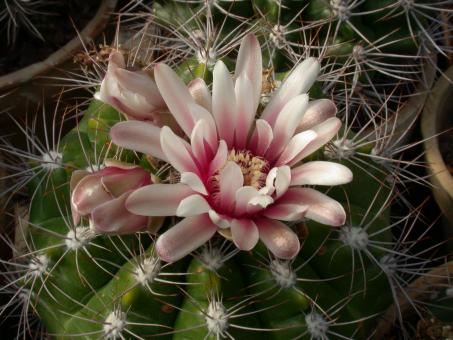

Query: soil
left=0, top=0, right=101, bottom=75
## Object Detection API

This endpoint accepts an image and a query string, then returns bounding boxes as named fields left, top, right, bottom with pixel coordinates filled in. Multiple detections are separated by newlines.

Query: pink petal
left=297, top=99, right=337, bottom=132
left=125, top=183, right=194, bottom=216
left=91, top=191, right=148, bottom=234
left=265, top=94, right=309, bottom=163
left=108, top=50, right=126, bottom=68
left=284, top=188, right=346, bottom=226
left=98, top=52, right=165, bottom=122
left=208, top=140, right=228, bottom=176
left=212, top=60, right=236, bottom=147
left=104, top=160, right=141, bottom=169
left=71, top=174, right=111, bottom=216
left=154, top=63, right=196, bottom=136
left=190, top=119, right=210, bottom=168
left=261, top=57, right=320, bottom=127
left=234, top=73, right=255, bottom=149
left=255, top=218, right=300, bottom=259
left=231, top=219, right=259, bottom=251
left=70, top=170, right=90, bottom=224
left=160, top=126, right=198, bottom=174
left=176, top=194, right=211, bottom=217
left=274, top=130, right=318, bottom=166
left=290, top=161, right=353, bottom=186
left=249, top=119, right=273, bottom=156
left=296, top=117, right=341, bottom=160
left=98, top=52, right=123, bottom=102
left=156, top=214, right=217, bottom=262
left=70, top=170, right=90, bottom=191
left=115, top=68, right=165, bottom=108
left=218, top=161, right=244, bottom=213
left=235, top=33, right=262, bottom=112
left=189, top=104, right=218, bottom=152
left=262, top=203, right=308, bottom=221
left=188, top=78, right=212, bottom=112
left=101, top=167, right=151, bottom=197
left=180, top=172, right=207, bottom=195
left=110, top=121, right=167, bottom=161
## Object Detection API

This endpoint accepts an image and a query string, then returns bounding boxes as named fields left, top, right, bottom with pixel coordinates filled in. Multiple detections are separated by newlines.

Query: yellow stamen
left=227, top=150, right=269, bottom=189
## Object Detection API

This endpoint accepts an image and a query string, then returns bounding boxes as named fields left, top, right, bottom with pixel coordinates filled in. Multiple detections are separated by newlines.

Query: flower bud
left=70, top=163, right=151, bottom=234
left=96, top=51, right=166, bottom=123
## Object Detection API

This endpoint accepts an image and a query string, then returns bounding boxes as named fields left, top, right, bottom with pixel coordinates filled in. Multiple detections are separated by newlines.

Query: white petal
left=275, top=130, right=317, bottom=166
left=263, top=167, right=278, bottom=196
left=265, top=94, right=309, bottom=163
left=188, top=78, right=212, bottom=112
left=154, top=63, right=196, bottom=136
left=110, top=121, right=167, bottom=161
left=160, top=126, right=198, bottom=174
left=297, top=117, right=341, bottom=159
left=291, top=161, right=353, bottom=186
left=189, top=103, right=218, bottom=151
left=125, top=183, right=194, bottom=216
left=297, top=99, right=337, bottom=132
left=176, top=195, right=211, bottom=217
left=235, top=186, right=259, bottom=216
left=274, top=165, right=291, bottom=199
left=285, top=188, right=346, bottom=226
left=156, top=214, right=217, bottom=262
left=218, top=161, right=244, bottom=212
left=262, top=203, right=308, bottom=221
left=115, top=68, right=164, bottom=107
left=263, top=166, right=290, bottom=199
left=261, top=57, right=320, bottom=127
left=235, top=33, right=262, bottom=112
left=212, top=60, right=236, bottom=146
left=234, top=73, right=255, bottom=149
left=231, top=219, right=259, bottom=251
left=180, top=172, right=207, bottom=195
left=248, top=195, right=274, bottom=212
left=256, top=218, right=300, bottom=259
left=208, top=210, right=231, bottom=229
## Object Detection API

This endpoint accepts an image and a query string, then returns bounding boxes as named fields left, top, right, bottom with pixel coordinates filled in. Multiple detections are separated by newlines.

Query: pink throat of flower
left=207, top=149, right=270, bottom=215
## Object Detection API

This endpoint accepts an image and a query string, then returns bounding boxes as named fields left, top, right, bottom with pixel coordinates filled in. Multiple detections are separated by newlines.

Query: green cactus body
left=18, top=95, right=397, bottom=339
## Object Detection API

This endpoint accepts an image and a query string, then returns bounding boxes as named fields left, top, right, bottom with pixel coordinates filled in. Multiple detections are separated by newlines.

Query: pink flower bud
left=70, top=164, right=152, bottom=234
left=97, top=51, right=167, bottom=123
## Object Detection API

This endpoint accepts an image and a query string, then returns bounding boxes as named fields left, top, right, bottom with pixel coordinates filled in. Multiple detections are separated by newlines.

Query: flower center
left=227, top=150, right=269, bottom=189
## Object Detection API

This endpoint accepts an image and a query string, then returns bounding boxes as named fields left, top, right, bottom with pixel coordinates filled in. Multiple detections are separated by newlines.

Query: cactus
left=0, top=0, right=49, bottom=44
left=1, top=1, right=452, bottom=339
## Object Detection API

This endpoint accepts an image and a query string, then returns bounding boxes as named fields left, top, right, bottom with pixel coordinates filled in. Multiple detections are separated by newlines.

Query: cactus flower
left=70, top=161, right=152, bottom=234
left=96, top=51, right=167, bottom=123
left=110, top=34, right=353, bottom=262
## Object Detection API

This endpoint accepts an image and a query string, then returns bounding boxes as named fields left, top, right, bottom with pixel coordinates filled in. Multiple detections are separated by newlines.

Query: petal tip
left=155, top=236, right=176, bottom=263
